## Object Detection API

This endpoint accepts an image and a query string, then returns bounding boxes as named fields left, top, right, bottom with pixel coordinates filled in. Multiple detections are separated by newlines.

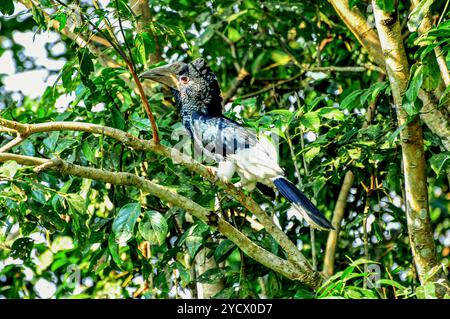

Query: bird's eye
left=180, top=75, right=189, bottom=84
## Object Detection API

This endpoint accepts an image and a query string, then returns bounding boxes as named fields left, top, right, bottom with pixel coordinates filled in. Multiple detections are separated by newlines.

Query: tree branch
left=0, top=151, right=321, bottom=288
left=0, top=117, right=321, bottom=287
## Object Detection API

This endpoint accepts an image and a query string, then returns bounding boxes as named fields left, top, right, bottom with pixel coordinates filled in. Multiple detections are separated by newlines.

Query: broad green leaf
left=0, top=160, right=19, bottom=179
left=43, top=131, right=60, bottom=152
left=77, top=48, right=94, bottom=77
left=65, top=194, right=84, bottom=214
left=319, top=107, right=344, bottom=121
left=32, top=189, right=47, bottom=205
left=82, top=140, right=97, bottom=164
left=53, top=13, right=67, bottom=31
left=20, top=139, right=36, bottom=156
left=407, top=0, right=434, bottom=32
left=214, top=239, right=236, bottom=263
left=227, top=27, right=242, bottom=42
left=300, top=112, right=320, bottom=131
left=429, top=153, right=450, bottom=175
left=340, top=90, right=363, bottom=109
left=376, top=0, right=395, bottom=12
left=138, top=211, right=168, bottom=246
left=10, top=237, right=34, bottom=261
left=0, top=0, right=14, bottom=15
left=403, top=64, right=424, bottom=116
left=111, top=105, right=125, bottom=130
left=197, top=268, right=225, bottom=284
left=178, top=222, right=209, bottom=258
left=112, top=202, right=141, bottom=244
left=270, top=50, right=291, bottom=66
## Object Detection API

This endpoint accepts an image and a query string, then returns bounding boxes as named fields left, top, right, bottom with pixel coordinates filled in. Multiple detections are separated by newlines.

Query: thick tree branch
left=0, top=152, right=320, bottom=286
left=0, top=117, right=320, bottom=285
left=328, top=0, right=386, bottom=71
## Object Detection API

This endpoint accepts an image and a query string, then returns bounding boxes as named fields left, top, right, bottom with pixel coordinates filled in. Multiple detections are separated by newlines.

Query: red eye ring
left=180, top=75, right=189, bottom=84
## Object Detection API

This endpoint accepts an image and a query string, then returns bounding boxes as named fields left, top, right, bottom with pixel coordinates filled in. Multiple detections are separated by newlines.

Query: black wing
left=187, top=112, right=258, bottom=161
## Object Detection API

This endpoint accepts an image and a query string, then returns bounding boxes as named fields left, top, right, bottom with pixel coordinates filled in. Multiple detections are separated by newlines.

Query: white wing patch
left=227, top=134, right=283, bottom=188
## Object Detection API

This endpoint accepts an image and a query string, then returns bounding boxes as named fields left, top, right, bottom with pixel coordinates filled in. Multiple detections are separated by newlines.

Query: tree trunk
left=372, top=2, right=449, bottom=298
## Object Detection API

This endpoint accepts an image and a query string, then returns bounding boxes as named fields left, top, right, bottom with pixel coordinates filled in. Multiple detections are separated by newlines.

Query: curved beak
left=139, top=62, right=186, bottom=90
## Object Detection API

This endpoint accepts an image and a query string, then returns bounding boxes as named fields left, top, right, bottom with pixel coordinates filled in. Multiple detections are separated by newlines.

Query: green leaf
left=226, top=10, right=248, bottom=23
left=197, top=268, right=225, bottom=284
left=66, top=194, right=86, bottom=214
left=300, top=112, right=320, bottom=131
left=43, top=131, right=60, bottom=152
left=61, top=62, right=77, bottom=90
left=40, top=0, right=53, bottom=7
left=10, top=237, right=34, bottom=261
left=318, top=107, right=344, bottom=121
left=0, top=160, right=19, bottom=179
left=77, top=48, right=94, bottom=77
left=108, top=233, right=122, bottom=267
left=178, top=222, right=209, bottom=258
left=214, top=239, right=236, bottom=263
left=112, top=202, right=141, bottom=244
left=227, top=27, right=242, bottom=42
left=20, top=139, right=36, bottom=156
left=270, top=50, right=291, bottom=66
left=303, top=146, right=321, bottom=161
left=32, top=189, right=47, bottom=205
left=136, top=31, right=155, bottom=66
left=130, top=115, right=151, bottom=131
left=402, top=64, right=424, bottom=116
left=340, top=90, right=363, bottom=109
left=377, top=279, right=407, bottom=290
left=429, top=152, right=450, bottom=175
left=111, top=105, right=125, bottom=130
left=82, top=140, right=97, bottom=164
left=138, top=211, right=168, bottom=246
left=407, top=0, right=434, bottom=32
left=0, top=0, right=14, bottom=15
left=31, top=3, right=46, bottom=27
left=53, top=13, right=67, bottom=31
left=197, top=25, right=215, bottom=46
left=376, top=0, right=395, bottom=12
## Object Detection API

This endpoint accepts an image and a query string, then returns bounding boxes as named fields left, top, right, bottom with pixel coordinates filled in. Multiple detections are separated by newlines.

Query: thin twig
left=0, top=136, right=27, bottom=153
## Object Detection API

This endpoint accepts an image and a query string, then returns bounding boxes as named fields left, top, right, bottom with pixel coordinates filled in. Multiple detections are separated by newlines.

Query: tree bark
left=328, top=0, right=450, bottom=151
left=372, top=2, right=449, bottom=298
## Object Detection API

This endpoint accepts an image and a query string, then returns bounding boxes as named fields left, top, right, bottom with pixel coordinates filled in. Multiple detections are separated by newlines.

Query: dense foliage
left=0, top=0, right=449, bottom=299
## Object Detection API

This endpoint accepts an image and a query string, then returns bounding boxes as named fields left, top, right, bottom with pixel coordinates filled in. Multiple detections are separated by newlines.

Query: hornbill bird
left=140, top=58, right=334, bottom=231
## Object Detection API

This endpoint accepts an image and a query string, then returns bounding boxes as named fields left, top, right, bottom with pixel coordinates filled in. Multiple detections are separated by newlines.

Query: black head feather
left=175, top=58, right=223, bottom=118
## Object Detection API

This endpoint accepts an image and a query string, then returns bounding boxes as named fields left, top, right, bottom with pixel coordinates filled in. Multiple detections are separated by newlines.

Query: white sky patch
left=55, top=92, right=76, bottom=112
left=91, top=102, right=106, bottom=112
left=3, top=69, right=49, bottom=99
left=0, top=50, right=16, bottom=75
left=0, top=29, right=66, bottom=101
left=34, top=278, right=57, bottom=299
